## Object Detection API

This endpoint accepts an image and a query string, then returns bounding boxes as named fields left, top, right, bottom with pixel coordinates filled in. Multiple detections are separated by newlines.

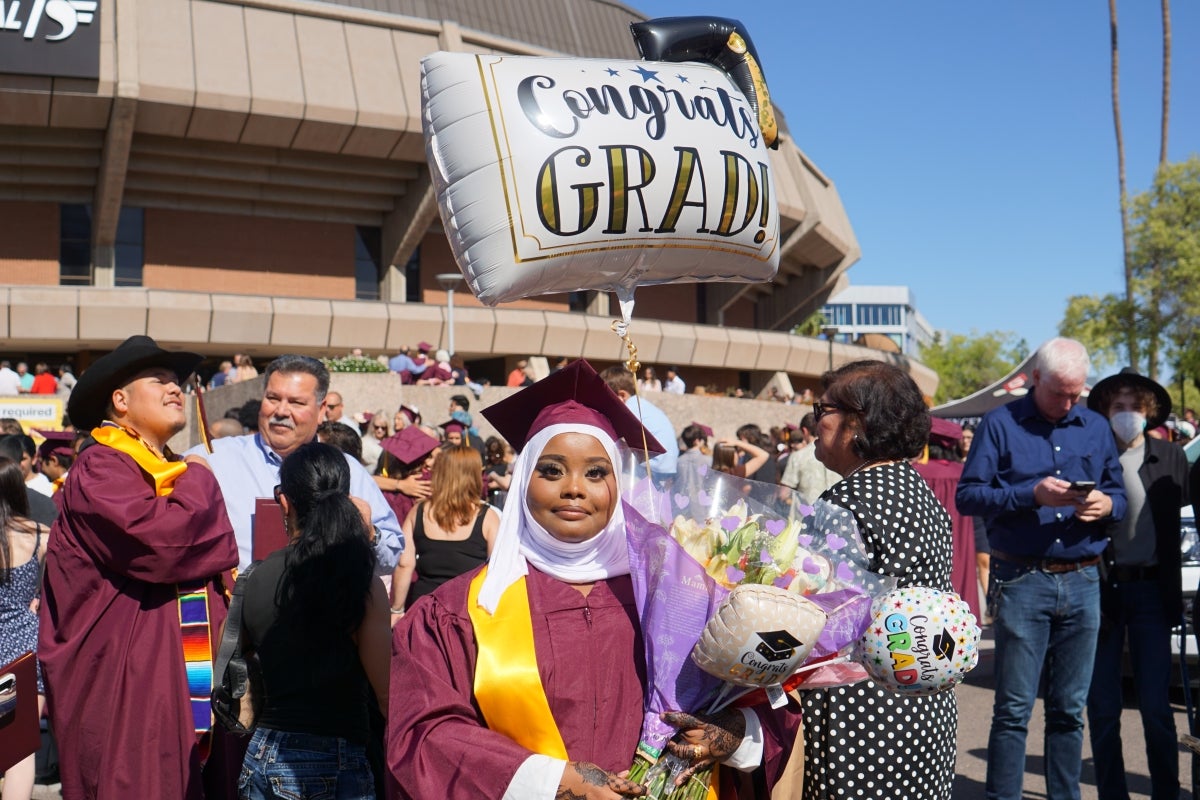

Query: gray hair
left=1035, top=337, right=1090, bottom=381
left=263, top=355, right=330, bottom=403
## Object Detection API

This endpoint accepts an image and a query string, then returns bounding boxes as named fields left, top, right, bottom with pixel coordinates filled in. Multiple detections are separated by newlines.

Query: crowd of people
left=0, top=362, right=74, bottom=398
left=2, top=334, right=1200, bottom=799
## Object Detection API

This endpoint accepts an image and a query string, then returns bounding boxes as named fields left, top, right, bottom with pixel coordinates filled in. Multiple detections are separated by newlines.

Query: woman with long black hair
left=237, top=442, right=391, bottom=800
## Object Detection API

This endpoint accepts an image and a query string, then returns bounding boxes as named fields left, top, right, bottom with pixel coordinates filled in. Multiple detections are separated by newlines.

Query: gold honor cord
left=611, top=319, right=655, bottom=475
left=726, top=32, right=779, bottom=149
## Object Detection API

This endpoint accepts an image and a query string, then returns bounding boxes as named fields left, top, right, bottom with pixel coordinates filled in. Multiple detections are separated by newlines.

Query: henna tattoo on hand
left=699, top=708, right=745, bottom=758
left=576, top=762, right=610, bottom=788
left=555, top=790, right=587, bottom=800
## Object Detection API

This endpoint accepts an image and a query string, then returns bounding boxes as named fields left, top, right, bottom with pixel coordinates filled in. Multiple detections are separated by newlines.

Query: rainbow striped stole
left=92, top=424, right=216, bottom=749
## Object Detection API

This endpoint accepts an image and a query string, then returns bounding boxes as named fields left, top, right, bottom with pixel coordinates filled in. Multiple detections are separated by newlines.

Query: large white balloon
left=421, top=52, right=781, bottom=306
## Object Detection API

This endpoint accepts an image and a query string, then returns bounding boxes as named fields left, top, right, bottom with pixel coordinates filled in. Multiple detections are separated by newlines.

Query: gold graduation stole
left=467, top=568, right=569, bottom=759
left=92, top=424, right=215, bottom=747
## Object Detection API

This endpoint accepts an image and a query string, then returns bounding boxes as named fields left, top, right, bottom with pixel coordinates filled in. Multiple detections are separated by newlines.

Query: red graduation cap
left=691, top=421, right=713, bottom=439
left=380, top=426, right=440, bottom=467
left=481, top=359, right=664, bottom=455
left=397, top=404, right=420, bottom=424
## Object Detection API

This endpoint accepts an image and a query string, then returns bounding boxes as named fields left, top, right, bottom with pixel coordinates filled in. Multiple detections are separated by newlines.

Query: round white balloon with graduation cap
left=856, top=586, right=980, bottom=696
left=691, top=584, right=827, bottom=688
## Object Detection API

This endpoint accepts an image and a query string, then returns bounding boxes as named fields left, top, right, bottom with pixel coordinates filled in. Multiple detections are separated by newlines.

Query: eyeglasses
left=373, top=425, right=388, bottom=432
left=813, top=401, right=846, bottom=421
left=272, top=484, right=283, bottom=503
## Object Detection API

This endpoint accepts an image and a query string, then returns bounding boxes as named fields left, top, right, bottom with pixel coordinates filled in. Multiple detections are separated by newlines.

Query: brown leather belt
left=991, top=549, right=1102, bottom=574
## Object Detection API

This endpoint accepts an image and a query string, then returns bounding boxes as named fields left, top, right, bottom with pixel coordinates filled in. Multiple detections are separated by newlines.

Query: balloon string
left=610, top=319, right=653, bottom=481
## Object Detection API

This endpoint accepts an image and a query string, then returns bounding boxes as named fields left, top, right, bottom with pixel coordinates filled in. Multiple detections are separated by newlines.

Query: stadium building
left=0, top=0, right=935, bottom=394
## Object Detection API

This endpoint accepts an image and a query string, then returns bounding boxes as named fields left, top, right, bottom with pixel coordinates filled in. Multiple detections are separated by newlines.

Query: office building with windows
left=0, top=0, right=935, bottom=395
left=820, top=285, right=935, bottom=356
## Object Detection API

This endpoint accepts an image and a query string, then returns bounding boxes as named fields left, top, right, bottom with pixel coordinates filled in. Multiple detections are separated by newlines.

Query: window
left=114, top=207, right=143, bottom=287
left=569, top=290, right=596, bottom=312
left=404, top=247, right=421, bottom=303
left=60, top=204, right=91, bottom=285
left=856, top=304, right=903, bottom=326
left=354, top=226, right=382, bottom=300
left=820, top=303, right=853, bottom=327
left=60, top=204, right=144, bottom=286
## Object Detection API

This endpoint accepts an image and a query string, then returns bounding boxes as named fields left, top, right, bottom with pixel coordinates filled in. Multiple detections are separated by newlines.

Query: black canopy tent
left=929, top=354, right=1037, bottom=425
left=929, top=354, right=1093, bottom=425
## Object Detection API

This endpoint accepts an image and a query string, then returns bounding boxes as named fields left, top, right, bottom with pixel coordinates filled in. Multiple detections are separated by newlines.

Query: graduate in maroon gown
left=374, top=426, right=440, bottom=532
left=913, top=417, right=980, bottom=620
left=388, top=361, right=800, bottom=800
left=38, top=336, right=239, bottom=800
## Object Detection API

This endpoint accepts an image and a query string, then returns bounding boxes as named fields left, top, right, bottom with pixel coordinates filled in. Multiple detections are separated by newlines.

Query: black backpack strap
left=213, top=561, right=259, bottom=690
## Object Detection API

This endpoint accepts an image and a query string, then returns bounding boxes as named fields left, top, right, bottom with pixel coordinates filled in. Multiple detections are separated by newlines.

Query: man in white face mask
left=1085, top=367, right=1189, bottom=800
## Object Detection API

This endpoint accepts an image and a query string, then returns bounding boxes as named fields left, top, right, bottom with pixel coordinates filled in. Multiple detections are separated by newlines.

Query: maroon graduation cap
left=481, top=359, right=664, bottom=455
left=380, top=426, right=440, bottom=468
left=34, top=429, right=75, bottom=459
left=928, top=417, right=964, bottom=449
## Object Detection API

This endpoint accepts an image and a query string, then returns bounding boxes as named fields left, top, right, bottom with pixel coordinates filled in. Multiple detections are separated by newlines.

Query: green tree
left=917, top=331, right=1029, bottom=405
left=791, top=310, right=828, bottom=338
left=1061, top=156, right=1200, bottom=382
left=1058, top=293, right=1127, bottom=376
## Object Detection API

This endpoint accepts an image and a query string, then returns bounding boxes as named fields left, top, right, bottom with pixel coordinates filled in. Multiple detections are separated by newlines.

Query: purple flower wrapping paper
left=623, top=499, right=729, bottom=756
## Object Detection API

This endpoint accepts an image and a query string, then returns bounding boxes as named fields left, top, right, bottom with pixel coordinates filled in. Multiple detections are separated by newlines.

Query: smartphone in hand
left=1068, top=480, right=1096, bottom=493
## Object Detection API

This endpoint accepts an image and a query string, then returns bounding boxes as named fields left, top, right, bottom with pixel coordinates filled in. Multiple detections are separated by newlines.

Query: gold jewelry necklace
left=844, top=459, right=897, bottom=479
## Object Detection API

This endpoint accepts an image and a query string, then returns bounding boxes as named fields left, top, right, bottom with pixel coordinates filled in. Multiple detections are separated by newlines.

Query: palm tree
left=1108, top=0, right=1137, bottom=369
left=1160, top=0, right=1171, bottom=166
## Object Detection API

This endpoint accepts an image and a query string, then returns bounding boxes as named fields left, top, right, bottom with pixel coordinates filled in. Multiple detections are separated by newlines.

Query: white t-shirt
left=0, top=367, right=20, bottom=396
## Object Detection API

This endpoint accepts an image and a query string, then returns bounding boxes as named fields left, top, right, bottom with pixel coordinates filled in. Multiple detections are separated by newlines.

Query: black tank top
left=242, top=548, right=371, bottom=743
left=407, top=503, right=489, bottom=605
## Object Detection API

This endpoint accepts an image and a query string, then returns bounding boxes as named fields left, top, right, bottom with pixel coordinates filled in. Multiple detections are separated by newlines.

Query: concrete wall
left=180, top=371, right=818, bottom=453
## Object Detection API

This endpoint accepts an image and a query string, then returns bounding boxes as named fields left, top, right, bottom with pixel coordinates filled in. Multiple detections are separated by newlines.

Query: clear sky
left=634, top=1, right=1200, bottom=356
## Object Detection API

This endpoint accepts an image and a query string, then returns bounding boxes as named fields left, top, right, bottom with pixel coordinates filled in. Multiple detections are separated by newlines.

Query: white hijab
left=477, top=423, right=629, bottom=614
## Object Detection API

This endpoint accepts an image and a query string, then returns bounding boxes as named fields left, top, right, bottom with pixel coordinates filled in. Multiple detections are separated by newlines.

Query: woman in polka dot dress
left=801, top=360, right=957, bottom=800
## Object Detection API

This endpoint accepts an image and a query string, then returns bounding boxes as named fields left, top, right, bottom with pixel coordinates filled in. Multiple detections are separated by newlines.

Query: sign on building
left=0, top=0, right=100, bottom=79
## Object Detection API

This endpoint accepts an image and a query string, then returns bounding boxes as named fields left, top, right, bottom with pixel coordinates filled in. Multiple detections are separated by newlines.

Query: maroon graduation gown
left=913, top=458, right=980, bottom=620
left=38, top=444, right=239, bottom=800
left=388, top=564, right=800, bottom=800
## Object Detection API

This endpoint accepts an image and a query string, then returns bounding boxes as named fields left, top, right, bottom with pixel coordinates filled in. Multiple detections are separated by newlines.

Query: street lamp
left=436, top=272, right=464, bottom=356
left=820, top=325, right=839, bottom=373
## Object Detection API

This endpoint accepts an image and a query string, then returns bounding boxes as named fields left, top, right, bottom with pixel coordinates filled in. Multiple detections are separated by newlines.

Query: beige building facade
left=0, top=0, right=936, bottom=395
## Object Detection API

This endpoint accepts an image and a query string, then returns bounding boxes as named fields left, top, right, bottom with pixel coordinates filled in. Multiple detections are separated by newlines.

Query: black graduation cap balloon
left=630, top=16, right=779, bottom=149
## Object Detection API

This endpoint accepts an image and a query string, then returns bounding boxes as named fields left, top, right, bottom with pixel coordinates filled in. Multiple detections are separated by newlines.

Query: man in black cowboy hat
left=38, top=335, right=239, bottom=800
left=1085, top=366, right=1189, bottom=800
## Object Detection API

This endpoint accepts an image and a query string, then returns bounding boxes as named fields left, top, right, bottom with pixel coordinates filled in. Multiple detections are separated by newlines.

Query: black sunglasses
left=813, top=401, right=847, bottom=421
left=273, top=484, right=283, bottom=503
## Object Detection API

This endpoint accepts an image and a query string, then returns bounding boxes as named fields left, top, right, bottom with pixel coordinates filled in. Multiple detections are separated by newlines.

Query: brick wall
left=0, top=201, right=59, bottom=286
left=143, top=208, right=356, bottom=298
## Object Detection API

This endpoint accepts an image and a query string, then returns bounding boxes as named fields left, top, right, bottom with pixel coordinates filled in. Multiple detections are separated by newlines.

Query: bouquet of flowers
left=619, top=463, right=895, bottom=799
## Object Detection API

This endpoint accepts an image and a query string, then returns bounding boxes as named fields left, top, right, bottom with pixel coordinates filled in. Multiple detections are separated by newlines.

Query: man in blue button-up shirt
left=188, top=354, right=402, bottom=574
left=957, top=337, right=1125, bottom=800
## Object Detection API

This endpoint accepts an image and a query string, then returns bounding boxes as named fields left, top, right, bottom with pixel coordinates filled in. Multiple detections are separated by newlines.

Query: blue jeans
left=985, top=560, right=1100, bottom=800
left=239, top=728, right=375, bottom=800
left=1087, top=579, right=1179, bottom=800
